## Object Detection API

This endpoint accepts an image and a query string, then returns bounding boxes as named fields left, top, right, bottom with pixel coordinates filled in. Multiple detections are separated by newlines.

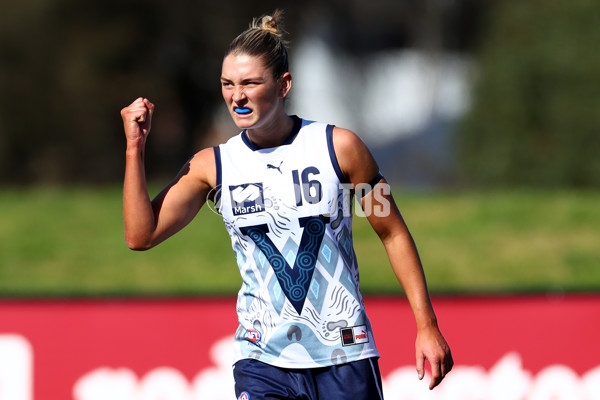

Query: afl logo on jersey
left=230, top=183, right=265, bottom=216
left=244, top=329, right=262, bottom=343
left=238, top=392, right=250, bottom=400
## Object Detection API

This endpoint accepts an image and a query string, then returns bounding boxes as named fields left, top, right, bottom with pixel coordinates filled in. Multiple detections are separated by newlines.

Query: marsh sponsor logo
left=230, top=183, right=264, bottom=216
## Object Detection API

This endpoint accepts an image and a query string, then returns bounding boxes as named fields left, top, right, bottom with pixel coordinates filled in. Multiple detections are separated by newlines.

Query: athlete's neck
left=246, top=114, right=294, bottom=149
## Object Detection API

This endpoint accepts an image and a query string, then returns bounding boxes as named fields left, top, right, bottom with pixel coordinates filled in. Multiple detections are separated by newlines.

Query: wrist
left=414, top=308, right=439, bottom=332
left=125, top=137, right=146, bottom=156
left=416, top=318, right=439, bottom=333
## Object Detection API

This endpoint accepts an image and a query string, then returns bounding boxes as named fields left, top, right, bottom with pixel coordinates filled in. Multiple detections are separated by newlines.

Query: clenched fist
left=121, top=97, right=155, bottom=143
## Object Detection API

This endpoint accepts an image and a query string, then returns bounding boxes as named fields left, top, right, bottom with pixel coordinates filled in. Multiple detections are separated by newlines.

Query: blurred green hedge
left=455, top=0, right=600, bottom=187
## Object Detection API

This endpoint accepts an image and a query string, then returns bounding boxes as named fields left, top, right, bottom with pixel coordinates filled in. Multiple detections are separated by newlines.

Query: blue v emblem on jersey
left=240, top=215, right=330, bottom=314
left=230, top=183, right=265, bottom=216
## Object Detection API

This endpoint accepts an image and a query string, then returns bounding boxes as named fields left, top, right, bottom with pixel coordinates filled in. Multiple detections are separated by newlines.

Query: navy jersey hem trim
left=368, top=172, right=384, bottom=188
left=356, top=172, right=384, bottom=200
left=326, top=124, right=348, bottom=183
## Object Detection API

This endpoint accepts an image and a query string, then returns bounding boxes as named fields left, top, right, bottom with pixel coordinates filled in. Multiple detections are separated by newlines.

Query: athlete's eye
left=243, top=80, right=262, bottom=88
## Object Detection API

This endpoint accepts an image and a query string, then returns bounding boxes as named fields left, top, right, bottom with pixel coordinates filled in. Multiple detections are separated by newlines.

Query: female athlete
left=121, top=10, right=452, bottom=399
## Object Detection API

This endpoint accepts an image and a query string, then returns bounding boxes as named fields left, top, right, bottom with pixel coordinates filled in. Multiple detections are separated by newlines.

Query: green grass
left=364, top=190, right=600, bottom=294
left=0, top=186, right=599, bottom=296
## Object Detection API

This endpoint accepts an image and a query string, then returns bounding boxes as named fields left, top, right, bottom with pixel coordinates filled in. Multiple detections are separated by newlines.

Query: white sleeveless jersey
left=214, top=116, right=380, bottom=368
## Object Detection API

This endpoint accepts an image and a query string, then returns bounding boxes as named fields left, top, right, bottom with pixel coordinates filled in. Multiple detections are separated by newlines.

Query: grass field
left=0, top=186, right=599, bottom=296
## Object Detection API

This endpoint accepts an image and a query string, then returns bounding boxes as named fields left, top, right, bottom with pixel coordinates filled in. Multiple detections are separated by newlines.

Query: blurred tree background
left=0, top=0, right=485, bottom=185
left=456, top=0, right=600, bottom=187
left=0, top=1, right=598, bottom=186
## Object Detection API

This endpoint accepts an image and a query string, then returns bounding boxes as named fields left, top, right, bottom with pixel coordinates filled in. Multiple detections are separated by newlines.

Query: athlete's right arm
left=121, top=98, right=216, bottom=250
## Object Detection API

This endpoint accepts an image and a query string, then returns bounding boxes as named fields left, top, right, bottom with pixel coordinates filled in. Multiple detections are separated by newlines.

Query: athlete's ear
left=279, top=72, right=292, bottom=98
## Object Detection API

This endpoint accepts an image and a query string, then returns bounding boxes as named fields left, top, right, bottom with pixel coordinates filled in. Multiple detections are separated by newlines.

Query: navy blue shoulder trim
left=326, top=124, right=348, bottom=183
left=213, top=145, right=222, bottom=205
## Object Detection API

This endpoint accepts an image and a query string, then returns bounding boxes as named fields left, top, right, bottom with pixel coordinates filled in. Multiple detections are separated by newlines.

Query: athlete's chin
left=233, top=121, right=254, bottom=130
left=232, top=115, right=257, bottom=129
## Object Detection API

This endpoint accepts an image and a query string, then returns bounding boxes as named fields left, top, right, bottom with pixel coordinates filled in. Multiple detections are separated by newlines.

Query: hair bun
left=252, top=9, right=285, bottom=38
left=226, top=9, right=289, bottom=78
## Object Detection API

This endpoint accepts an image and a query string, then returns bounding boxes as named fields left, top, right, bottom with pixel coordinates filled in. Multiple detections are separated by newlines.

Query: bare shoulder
left=185, top=147, right=218, bottom=189
left=331, top=126, right=379, bottom=185
left=331, top=126, right=363, bottom=150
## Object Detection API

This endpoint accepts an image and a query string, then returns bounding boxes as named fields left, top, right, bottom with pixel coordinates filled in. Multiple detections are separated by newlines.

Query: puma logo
left=267, top=161, right=283, bottom=174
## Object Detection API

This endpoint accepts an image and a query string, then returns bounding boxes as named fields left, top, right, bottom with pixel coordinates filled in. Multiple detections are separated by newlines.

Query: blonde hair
left=225, top=10, right=289, bottom=79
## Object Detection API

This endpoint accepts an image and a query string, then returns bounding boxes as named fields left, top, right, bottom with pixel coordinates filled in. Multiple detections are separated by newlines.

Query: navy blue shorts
left=233, top=357, right=384, bottom=400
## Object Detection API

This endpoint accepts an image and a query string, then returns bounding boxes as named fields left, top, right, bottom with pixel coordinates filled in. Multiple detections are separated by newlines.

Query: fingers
left=121, top=97, right=154, bottom=140
left=429, top=359, right=443, bottom=390
left=415, top=326, right=454, bottom=390
left=416, top=354, right=425, bottom=381
left=122, top=98, right=154, bottom=123
left=416, top=350, right=454, bottom=390
left=122, top=97, right=151, bottom=113
left=429, top=354, right=454, bottom=390
left=144, top=98, right=155, bottom=117
left=442, top=350, right=454, bottom=377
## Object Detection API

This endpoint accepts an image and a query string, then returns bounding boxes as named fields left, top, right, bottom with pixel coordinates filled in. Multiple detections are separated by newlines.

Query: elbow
left=126, top=240, right=151, bottom=251
left=127, top=242, right=151, bottom=251
left=125, top=234, right=153, bottom=251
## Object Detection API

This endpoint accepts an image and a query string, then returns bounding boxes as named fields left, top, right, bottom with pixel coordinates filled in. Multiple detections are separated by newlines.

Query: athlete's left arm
left=332, top=127, right=453, bottom=390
